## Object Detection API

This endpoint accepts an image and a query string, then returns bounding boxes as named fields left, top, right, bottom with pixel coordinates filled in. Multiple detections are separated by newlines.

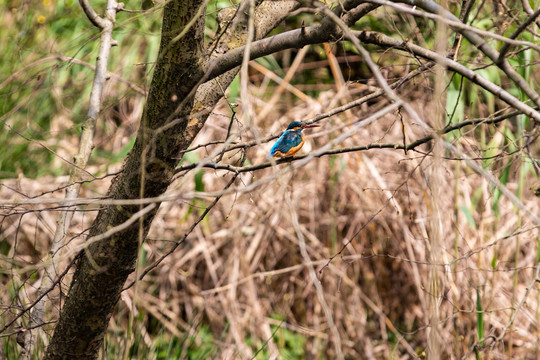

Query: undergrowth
left=1, top=0, right=539, bottom=358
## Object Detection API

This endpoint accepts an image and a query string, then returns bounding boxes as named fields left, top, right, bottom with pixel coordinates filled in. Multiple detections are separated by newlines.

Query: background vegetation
left=1, top=0, right=539, bottom=358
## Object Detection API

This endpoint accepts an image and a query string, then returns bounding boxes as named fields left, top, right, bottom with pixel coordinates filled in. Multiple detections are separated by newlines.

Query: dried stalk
left=425, top=9, right=449, bottom=358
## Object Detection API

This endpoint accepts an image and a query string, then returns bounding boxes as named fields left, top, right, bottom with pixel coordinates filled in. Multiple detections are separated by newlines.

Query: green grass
left=0, top=0, right=162, bottom=179
left=98, top=319, right=308, bottom=360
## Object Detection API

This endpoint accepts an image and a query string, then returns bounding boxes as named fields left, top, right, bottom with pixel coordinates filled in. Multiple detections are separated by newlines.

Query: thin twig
left=498, top=7, right=540, bottom=63
left=461, top=262, right=540, bottom=359
left=285, top=180, right=345, bottom=360
left=123, top=154, right=247, bottom=290
left=392, top=0, right=540, bottom=108
left=365, top=0, right=540, bottom=52
left=352, top=30, right=540, bottom=122
left=21, top=0, right=120, bottom=356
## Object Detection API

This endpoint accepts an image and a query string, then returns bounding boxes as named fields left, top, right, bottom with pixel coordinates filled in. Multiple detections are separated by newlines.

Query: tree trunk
left=44, top=0, right=300, bottom=357
left=44, top=1, right=205, bottom=358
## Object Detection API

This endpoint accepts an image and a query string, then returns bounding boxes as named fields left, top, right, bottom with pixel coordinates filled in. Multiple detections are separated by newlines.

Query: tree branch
left=79, top=0, right=107, bottom=29
left=21, top=0, right=120, bottom=357
left=521, top=0, right=540, bottom=27
left=123, top=153, right=246, bottom=290
left=366, top=0, right=540, bottom=51
left=202, top=2, right=379, bottom=86
left=175, top=109, right=525, bottom=174
left=352, top=30, right=540, bottom=122
left=392, top=0, right=540, bottom=108
left=498, top=7, right=540, bottom=62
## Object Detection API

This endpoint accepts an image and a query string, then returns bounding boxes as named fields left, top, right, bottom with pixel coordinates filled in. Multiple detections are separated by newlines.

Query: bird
left=269, top=121, right=320, bottom=158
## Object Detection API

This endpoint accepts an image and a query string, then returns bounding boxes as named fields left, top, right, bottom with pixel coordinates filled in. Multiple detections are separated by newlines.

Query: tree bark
left=44, top=1, right=206, bottom=358
left=44, top=1, right=302, bottom=358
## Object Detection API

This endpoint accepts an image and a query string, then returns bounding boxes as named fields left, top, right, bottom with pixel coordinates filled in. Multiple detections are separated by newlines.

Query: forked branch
left=20, top=0, right=120, bottom=357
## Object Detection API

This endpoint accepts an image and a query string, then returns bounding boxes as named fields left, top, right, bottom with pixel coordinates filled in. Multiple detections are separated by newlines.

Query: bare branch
left=175, top=108, right=527, bottom=174
left=21, top=0, right=120, bottom=356
left=521, top=0, right=540, bottom=27
left=498, top=7, right=540, bottom=62
left=0, top=56, right=145, bottom=95
left=203, top=2, right=380, bottom=82
left=365, top=0, right=540, bottom=52
left=392, top=0, right=540, bottom=108
left=353, top=30, right=540, bottom=122
left=79, top=0, right=107, bottom=29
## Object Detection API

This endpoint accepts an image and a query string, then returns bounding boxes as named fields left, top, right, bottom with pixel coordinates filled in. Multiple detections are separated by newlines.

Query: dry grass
left=1, top=58, right=540, bottom=359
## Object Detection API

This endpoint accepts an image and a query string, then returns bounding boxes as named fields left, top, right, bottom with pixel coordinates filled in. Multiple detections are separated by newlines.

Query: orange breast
left=283, top=140, right=305, bottom=156
left=273, top=134, right=305, bottom=157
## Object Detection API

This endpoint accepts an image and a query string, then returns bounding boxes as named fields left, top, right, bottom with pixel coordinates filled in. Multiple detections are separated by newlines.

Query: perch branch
left=175, top=108, right=526, bottom=174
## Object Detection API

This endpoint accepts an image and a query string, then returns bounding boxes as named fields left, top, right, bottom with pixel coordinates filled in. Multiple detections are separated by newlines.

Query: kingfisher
left=269, top=121, right=320, bottom=158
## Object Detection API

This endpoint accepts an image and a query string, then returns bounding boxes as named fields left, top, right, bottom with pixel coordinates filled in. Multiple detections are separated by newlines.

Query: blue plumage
left=269, top=130, right=303, bottom=157
left=268, top=121, right=320, bottom=158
